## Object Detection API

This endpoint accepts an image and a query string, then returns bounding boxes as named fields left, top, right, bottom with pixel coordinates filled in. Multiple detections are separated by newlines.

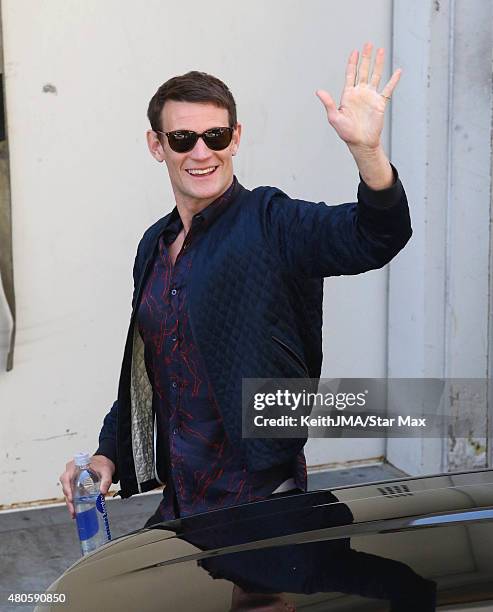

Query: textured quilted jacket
left=96, top=174, right=412, bottom=498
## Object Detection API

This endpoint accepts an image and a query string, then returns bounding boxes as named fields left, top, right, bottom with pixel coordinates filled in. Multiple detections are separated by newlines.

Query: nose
left=188, top=135, right=213, bottom=160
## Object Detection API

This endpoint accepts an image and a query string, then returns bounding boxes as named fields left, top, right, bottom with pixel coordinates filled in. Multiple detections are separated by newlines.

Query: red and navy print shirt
left=137, top=178, right=307, bottom=520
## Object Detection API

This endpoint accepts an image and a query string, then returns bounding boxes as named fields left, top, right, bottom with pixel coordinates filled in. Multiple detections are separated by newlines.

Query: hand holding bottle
left=59, top=454, right=115, bottom=518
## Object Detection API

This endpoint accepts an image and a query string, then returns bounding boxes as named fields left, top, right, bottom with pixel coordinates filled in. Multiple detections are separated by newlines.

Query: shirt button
left=172, top=428, right=178, bottom=435
left=171, top=381, right=178, bottom=389
left=172, top=335, right=178, bottom=342
left=171, top=288, right=177, bottom=296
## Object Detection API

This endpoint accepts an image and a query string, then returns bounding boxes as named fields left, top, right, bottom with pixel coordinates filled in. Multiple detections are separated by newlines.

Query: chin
left=191, top=185, right=222, bottom=201
left=188, top=179, right=228, bottom=200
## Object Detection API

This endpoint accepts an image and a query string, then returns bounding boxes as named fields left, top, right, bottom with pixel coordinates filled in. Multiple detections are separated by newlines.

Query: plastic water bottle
left=72, top=452, right=112, bottom=555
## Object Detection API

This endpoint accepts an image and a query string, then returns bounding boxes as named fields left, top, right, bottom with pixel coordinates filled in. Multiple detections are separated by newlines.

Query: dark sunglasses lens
left=167, top=131, right=198, bottom=153
left=203, top=128, right=233, bottom=151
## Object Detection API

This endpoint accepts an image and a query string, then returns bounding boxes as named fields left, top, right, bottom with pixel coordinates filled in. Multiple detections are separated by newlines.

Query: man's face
left=147, top=100, right=241, bottom=210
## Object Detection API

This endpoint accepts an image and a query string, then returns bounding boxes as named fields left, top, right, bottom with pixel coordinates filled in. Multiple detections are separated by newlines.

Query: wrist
left=347, top=142, right=383, bottom=158
left=349, top=144, right=393, bottom=191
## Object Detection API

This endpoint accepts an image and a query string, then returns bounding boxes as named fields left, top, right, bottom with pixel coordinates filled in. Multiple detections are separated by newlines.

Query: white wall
left=388, top=0, right=492, bottom=475
left=0, top=0, right=394, bottom=505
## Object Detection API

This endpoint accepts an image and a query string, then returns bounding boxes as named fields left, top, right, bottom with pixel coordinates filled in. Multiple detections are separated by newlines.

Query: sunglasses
left=156, top=126, right=235, bottom=153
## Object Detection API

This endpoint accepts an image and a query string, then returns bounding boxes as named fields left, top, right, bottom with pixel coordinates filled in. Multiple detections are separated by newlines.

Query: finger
left=370, top=47, right=385, bottom=89
left=344, top=49, right=358, bottom=89
left=316, top=89, right=337, bottom=112
left=380, top=68, right=402, bottom=99
left=315, top=90, right=339, bottom=122
left=59, top=472, right=72, bottom=500
left=100, top=473, right=112, bottom=495
left=59, top=473, right=75, bottom=518
left=357, top=42, right=373, bottom=85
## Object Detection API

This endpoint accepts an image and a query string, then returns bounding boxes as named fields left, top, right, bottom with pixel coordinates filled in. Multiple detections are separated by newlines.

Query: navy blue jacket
left=96, top=173, right=412, bottom=498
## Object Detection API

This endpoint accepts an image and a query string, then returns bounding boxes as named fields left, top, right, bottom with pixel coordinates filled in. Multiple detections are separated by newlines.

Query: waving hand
left=316, top=43, right=401, bottom=152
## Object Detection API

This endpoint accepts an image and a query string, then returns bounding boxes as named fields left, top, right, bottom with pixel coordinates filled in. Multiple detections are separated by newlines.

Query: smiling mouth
left=185, top=166, right=218, bottom=177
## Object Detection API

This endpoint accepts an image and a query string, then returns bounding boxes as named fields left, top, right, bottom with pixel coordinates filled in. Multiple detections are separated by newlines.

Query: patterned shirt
left=137, top=178, right=306, bottom=520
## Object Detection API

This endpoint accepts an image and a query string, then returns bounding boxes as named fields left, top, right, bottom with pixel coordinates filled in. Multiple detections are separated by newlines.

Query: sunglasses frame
left=156, top=126, right=235, bottom=153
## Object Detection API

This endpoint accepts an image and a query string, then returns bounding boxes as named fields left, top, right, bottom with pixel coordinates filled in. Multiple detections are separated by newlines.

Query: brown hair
left=147, top=71, right=237, bottom=132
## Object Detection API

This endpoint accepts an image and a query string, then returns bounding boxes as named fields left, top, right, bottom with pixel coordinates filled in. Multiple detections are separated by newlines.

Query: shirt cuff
left=357, top=163, right=403, bottom=209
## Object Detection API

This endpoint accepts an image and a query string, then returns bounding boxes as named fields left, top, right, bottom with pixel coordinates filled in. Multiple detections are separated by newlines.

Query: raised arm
left=264, top=44, right=409, bottom=277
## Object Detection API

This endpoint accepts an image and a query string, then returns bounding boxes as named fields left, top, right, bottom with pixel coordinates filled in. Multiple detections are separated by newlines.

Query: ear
left=231, top=123, right=242, bottom=156
left=146, top=130, right=165, bottom=162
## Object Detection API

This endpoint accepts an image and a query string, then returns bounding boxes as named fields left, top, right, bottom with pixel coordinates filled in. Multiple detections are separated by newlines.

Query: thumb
left=316, top=89, right=339, bottom=121
left=99, top=473, right=112, bottom=495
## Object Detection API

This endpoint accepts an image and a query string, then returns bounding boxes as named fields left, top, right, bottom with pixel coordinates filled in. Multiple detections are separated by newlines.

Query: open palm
left=316, top=43, right=401, bottom=151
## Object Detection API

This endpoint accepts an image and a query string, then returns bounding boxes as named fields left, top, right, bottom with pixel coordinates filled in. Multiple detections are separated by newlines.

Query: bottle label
left=75, top=506, right=99, bottom=541
left=96, top=493, right=112, bottom=541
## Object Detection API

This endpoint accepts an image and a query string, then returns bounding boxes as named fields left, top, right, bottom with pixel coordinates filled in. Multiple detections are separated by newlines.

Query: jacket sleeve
left=264, top=165, right=412, bottom=278
left=95, top=399, right=119, bottom=480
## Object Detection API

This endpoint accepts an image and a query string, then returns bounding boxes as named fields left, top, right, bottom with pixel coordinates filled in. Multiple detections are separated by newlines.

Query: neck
left=176, top=199, right=212, bottom=234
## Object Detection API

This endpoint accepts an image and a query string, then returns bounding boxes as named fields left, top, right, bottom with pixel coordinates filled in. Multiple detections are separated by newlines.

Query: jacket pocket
left=271, top=335, right=309, bottom=377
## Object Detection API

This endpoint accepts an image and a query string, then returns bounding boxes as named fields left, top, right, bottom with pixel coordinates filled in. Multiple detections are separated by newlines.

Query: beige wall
left=0, top=0, right=393, bottom=505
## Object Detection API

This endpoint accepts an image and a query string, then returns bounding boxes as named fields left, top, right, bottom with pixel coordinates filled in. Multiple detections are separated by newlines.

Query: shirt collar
left=162, top=175, right=239, bottom=242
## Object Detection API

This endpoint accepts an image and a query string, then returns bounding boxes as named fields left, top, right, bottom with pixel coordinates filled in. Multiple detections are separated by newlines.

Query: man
left=60, top=43, right=407, bottom=523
